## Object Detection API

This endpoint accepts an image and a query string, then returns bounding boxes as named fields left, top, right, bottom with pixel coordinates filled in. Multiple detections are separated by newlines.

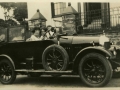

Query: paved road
left=0, top=75, right=120, bottom=89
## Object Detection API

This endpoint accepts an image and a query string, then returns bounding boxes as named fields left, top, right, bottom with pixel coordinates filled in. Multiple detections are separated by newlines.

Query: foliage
left=0, top=18, right=18, bottom=28
left=0, top=2, right=16, bottom=11
left=6, top=19, right=17, bottom=26
left=0, top=2, right=28, bottom=26
left=0, top=19, right=6, bottom=27
left=13, top=3, right=28, bottom=24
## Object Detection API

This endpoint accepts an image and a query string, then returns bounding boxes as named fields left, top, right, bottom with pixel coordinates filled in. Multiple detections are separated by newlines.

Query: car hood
left=72, top=36, right=100, bottom=44
left=59, top=36, right=100, bottom=44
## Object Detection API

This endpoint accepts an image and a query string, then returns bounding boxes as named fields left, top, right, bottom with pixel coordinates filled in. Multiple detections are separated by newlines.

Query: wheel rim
left=0, top=62, right=13, bottom=82
left=82, top=58, right=106, bottom=84
left=45, top=48, right=64, bottom=71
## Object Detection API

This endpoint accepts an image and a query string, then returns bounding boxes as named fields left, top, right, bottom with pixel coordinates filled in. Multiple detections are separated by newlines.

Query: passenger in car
left=29, top=27, right=42, bottom=41
left=0, top=34, right=5, bottom=42
left=40, top=27, right=47, bottom=40
left=41, top=25, right=56, bottom=40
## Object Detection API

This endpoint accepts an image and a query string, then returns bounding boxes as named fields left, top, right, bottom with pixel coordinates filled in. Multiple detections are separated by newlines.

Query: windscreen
left=9, top=26, right=25, bottom=42
left=0, top=28, right=7, bottom=42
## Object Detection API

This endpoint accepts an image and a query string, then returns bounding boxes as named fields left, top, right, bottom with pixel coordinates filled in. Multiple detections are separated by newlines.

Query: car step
left=15, top=69, right=73, bottom=74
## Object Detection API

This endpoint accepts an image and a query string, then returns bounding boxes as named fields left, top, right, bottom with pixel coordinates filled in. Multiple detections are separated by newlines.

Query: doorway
left=84, top=3, right=102, bottom=25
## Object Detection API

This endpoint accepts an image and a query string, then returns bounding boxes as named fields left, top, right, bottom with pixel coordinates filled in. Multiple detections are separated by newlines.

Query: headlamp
left=99, top=35, right=109, bottom=45
left=99, top=35, right=110, bottom=49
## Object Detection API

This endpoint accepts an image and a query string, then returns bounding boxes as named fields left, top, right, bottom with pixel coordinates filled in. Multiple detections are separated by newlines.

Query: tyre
left=78, top=53, right=112, bottom=87
left=112, top=69, right=120, bottom=78
left=0, top=59, right=16, bottom=84
left=42, top=44, right=69, bottom=71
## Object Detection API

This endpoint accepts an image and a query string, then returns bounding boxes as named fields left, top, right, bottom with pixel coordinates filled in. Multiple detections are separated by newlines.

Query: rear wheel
left=42, top=44, right=69, bottom=76
left=0, top=59, right=16, bottom=84
left=78, top=53, right=112, bottom=87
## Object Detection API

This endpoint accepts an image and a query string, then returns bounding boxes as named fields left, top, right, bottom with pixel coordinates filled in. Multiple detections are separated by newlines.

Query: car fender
left=73, top=46, right=114, bottom=62
left=0, top=54, right=15, bottom=69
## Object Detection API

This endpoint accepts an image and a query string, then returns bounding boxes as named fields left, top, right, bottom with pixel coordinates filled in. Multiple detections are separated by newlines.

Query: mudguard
left=0, top=54, right=15, bottom=69
left=73, top=46, right=115, bottom=62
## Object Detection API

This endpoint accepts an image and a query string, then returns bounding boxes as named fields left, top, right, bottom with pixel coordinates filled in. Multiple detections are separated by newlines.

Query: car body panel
left=73, top=46, right=114, bottom=62
left=0, top=35, right=119, bottom=70
left=72, top=36, right=99, bottom=44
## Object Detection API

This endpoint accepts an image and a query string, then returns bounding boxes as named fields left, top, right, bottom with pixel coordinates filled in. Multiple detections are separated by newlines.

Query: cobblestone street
left=0, top=75, right=120, bottom=89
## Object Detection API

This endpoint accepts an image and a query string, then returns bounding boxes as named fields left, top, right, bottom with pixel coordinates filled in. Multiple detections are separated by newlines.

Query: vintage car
left=0, top=27, right=120, bottom=87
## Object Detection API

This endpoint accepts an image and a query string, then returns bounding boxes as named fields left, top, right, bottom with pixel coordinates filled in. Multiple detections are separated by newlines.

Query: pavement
left=1, top=75, right=120, bottom=90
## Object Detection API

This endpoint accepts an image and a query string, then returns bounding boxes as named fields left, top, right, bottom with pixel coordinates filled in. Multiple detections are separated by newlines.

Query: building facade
left=28, top=9, right=47, bottom=30
left=51, top=2, right=120, bottom=33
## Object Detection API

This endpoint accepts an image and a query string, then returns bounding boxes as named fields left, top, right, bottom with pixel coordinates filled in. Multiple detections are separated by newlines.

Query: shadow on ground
left=1, top=75, right=120, bottom=88
left=13, top=75, right=86, bottom=88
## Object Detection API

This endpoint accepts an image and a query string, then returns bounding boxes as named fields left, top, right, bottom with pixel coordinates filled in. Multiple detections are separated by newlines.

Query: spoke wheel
left=42, top=44, right=69, bottom=71
left=0, top=59, right=16, bottom=84
left=83, top=59, right=105, bottom=84
left=79, top=53, right=112, bottom=87
left=45, top=49, right=64, bottom=70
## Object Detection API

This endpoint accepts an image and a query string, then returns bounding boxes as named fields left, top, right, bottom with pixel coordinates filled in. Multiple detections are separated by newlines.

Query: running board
left=15, top=69, right=73, bottom=74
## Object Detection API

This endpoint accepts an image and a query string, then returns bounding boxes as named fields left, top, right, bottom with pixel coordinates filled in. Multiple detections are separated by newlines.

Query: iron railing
left=77, top=7, right=120, bottom=33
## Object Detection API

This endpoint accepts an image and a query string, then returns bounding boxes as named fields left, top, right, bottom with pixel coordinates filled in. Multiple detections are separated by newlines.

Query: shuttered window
left=51, top=2, right=66, bottom=18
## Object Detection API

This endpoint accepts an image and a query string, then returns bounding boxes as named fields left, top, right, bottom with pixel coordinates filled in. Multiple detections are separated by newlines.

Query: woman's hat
left=47, top=25, right=52, bottom=28
left=31, top=27, right=40, bottom=33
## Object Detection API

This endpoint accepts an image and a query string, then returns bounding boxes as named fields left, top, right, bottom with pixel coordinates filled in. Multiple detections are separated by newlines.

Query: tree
left=6, top=19, right=17, bottom=26
left=0, top=2, right=28, bottom=26
left=13, top=2, right=28, bottom=25
left=0, top=2, right=15, bottom=11
left=0, top=19, right=5, bottom=27
left=0, top=2, right=16, bottom=21
left=0, top=19, right=9, bottom=27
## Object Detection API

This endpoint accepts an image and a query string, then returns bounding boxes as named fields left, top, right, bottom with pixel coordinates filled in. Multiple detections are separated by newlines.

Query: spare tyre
left=42, top=44, right=69, bottom=71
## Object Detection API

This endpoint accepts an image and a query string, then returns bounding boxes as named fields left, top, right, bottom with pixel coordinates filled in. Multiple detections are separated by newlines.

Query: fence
left=77, top=7, right=120, bottom=33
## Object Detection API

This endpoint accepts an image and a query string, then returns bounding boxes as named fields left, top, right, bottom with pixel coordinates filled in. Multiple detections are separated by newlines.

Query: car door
left=7, top=41, right=42, bottom=63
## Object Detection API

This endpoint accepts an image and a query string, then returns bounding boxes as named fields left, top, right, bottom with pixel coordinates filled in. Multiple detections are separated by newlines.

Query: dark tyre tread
left=0, top=59, right=16, bottom=84
left=42, top=44, right=69, bottom=71
left=79, top=53, right=112, bottom=87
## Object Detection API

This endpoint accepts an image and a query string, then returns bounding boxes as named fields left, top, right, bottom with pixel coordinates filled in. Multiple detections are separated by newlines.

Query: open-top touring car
left=0, top=27, right=120, bottom=87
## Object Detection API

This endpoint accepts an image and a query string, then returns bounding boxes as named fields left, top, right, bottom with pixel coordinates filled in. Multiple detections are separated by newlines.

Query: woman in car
left=42, top=25, right=56, bottom=40
left=0, top=34, right=5, bottom=42
left=30, top=27, right=42, bottom=41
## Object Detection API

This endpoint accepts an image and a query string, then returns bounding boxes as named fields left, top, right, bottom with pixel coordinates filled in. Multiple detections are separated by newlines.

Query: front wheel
left=0, top=59, right=16, bottom=84
left=78, top=53, right=112, bottom=87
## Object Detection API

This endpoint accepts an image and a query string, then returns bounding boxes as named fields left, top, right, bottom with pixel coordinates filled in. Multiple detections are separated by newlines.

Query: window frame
left=51, top=2, right=66, bottom=18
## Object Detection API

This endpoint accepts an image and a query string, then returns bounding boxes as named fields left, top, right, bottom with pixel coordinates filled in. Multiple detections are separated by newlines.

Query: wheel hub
left=52, top=56, right=58, bottom=63
left=82, top=59, right=106, bottom=84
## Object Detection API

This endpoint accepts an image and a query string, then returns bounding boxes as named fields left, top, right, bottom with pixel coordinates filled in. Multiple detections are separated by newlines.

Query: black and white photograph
left=1, top=0, right=120, bottom=89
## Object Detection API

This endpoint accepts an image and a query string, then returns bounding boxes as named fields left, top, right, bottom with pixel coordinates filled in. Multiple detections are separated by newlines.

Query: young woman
left=42, top=25, right=56, bottom=40
left=30, top=27, right=42, bottom=41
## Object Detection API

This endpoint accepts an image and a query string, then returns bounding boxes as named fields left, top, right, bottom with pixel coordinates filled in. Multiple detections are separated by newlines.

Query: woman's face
left=21, top=28, right=25, bottom=34
left=41, top=29, right=45, bottom=36
left=34, top=30, right=40, bottom=36
left=47, top=26, right=52, bottom=30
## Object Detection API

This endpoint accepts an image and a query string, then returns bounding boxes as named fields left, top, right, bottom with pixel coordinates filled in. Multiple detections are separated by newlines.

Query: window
left=0, top=28, right=7, bottom=42
left=51, top=2, right=66, bottom=18
left=9, top=27, right=25, bottom=42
